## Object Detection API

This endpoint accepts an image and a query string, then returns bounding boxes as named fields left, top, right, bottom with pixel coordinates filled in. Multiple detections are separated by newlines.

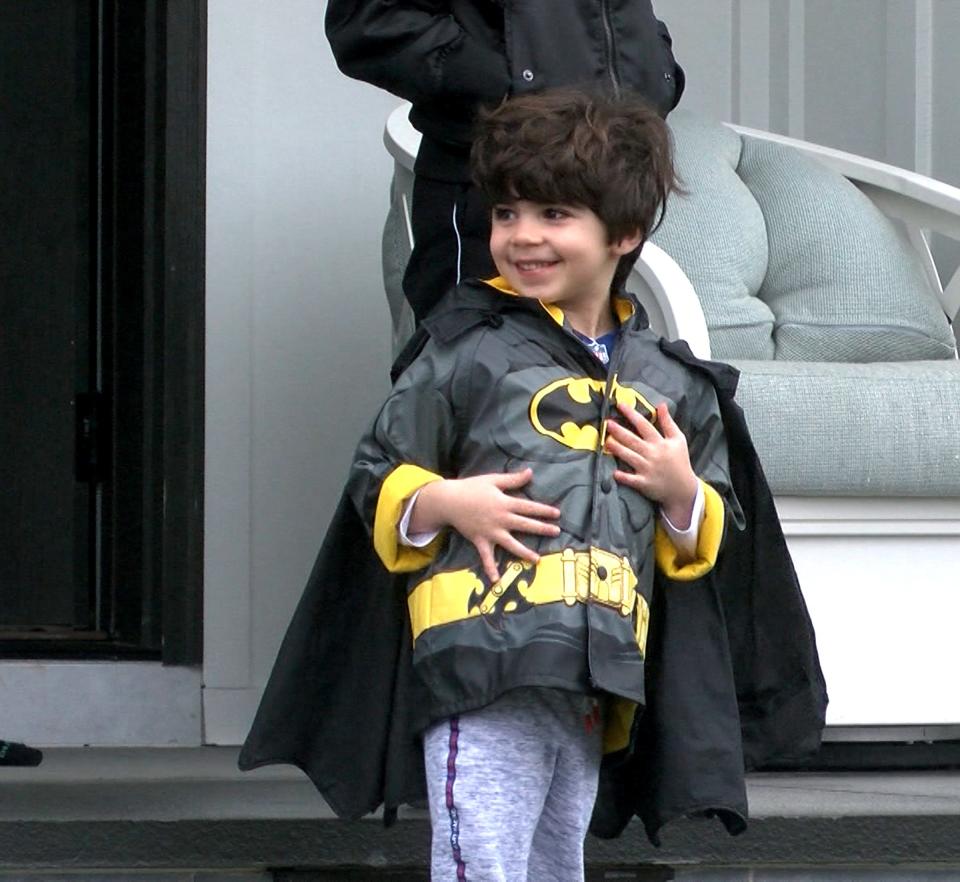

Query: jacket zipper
left=546, top=310, right=630, bottom=461
left=600, top=0, right=621, bottom=96
left=537, top=307, right=633, bottom=689
left=541, top=312, right=624, bottom=517
left=594, top=325, right=627, bottom=502
left=589, top=322, right=628, bottom=688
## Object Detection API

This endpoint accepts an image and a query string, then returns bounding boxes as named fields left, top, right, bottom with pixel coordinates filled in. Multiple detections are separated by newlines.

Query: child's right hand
left=409, top=468, right=561, bottom=584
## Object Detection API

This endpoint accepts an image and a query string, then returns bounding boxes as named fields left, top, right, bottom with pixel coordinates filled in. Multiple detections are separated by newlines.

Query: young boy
left=345, top=89, right=734, bottom=880
left=240, top=89, right=827, bottom=880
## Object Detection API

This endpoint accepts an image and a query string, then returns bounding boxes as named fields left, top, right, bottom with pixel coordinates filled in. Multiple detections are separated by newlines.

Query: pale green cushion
left=732, top=359, right=960, bottom=496
left=651, top=111, right=774, bottom=360
left=736, top=138, right=957, bottom=362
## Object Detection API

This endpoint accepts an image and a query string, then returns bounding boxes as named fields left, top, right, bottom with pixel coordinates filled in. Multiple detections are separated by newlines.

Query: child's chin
left=509, top=284, right=542, bottom=301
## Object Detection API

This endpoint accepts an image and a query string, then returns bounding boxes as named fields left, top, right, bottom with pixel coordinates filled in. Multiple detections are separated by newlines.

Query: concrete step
left=2, top=748, right=960, bottom=874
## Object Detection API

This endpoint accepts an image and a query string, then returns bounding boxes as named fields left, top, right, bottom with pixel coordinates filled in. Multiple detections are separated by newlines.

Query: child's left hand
left=605, top=401, right=699, bottom=529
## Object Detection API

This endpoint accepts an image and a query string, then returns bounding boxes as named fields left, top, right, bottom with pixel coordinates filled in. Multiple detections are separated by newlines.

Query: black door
left=0, top=0, right=205, bottom=662
left=1, top=1, right=98, bottom=639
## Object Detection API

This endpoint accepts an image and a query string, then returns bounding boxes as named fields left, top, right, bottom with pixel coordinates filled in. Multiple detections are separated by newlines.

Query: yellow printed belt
left=407, top=546, right=650, bottom=655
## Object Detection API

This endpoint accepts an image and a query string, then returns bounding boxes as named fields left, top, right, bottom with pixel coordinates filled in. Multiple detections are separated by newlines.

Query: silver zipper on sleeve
left=600, top=0, right=621, bottom=96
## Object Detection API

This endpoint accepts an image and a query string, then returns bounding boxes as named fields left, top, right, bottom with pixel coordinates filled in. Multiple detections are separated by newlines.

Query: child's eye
left=492, top=206, right=516, bottom=222
left=543, top=207, right=570, bottom=221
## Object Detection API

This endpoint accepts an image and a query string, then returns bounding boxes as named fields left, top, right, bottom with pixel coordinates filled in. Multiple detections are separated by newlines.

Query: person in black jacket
left=325, top=0, right=685, bottom=320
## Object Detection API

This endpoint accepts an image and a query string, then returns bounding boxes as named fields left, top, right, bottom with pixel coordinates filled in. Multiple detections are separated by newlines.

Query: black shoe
left=0, top=739, right=43, bottom=766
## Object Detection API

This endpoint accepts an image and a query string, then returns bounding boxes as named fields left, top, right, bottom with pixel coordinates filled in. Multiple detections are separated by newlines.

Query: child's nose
left=512, top=216, right=544, bottom=244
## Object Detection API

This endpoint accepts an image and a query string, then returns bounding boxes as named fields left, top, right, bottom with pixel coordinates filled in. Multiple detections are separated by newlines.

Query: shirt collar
left=482, top=276, right=636, bottom=329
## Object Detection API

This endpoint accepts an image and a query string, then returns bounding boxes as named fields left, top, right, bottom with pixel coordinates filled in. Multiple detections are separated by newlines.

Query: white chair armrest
left=385, top=104, right=418, bottom=173
left=629, top=242, right=711, bottom=359
left=943, top=270, right=960, bottom=326
left=728, top=124, right=960, bottom=239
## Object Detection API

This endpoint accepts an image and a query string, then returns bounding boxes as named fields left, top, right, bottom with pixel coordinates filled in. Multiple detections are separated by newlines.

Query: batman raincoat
left=239, top=278, right=828, bottom=844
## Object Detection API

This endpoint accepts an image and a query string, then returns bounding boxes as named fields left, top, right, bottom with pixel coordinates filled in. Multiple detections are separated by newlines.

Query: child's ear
left=612, top=229, right=644, bottom=255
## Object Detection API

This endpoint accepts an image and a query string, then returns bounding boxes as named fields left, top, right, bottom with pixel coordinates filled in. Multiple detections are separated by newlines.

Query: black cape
left=238, top=327, right=827, bottom=846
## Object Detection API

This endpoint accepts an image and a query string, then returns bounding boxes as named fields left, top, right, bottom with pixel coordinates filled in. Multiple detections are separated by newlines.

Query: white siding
left=204, top=0, right=396, bottom=741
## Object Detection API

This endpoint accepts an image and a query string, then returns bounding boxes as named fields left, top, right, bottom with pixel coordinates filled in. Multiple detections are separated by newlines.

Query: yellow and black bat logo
left=528, top=375, right=657, bottom=451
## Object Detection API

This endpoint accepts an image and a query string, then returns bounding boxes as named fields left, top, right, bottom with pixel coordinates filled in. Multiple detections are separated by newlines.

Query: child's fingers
left=604, top=435, right=629, bottom=464
left=476, top=534, right=542, bottom=586
left=510, top=498, right=561, bottom=520
left=604, top=423, right=634, bottom=457
left=605, top=418, right=653, bottom=452
left=476, top=541, right=501, bottom=584
left=605, top=435, right=647, bottom=473
left=493, top=468, right=533, bottom=489
left=656, top=402, right=681, bottom=438
left=616, top=401, right=659, bottom=437
left=508, top=514, right=561, bottom=537
left=497, top=533, right=541, bottom=567
left=613, top=469, right=646, bottom=492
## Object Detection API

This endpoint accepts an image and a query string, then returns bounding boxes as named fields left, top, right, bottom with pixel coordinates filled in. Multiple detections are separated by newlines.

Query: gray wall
left=202, top=0, right=960, bottom=742
left=203, top=0, right=398, bottom=739
left=931, top=0, right=960, bottom=275
left=668, top=0, right=960, bottom=277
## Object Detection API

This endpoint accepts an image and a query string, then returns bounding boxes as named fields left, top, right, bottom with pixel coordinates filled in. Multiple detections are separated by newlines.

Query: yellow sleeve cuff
left=374, top=464, right=446, bottom=573
left=654, top=480, right=725, bottom=581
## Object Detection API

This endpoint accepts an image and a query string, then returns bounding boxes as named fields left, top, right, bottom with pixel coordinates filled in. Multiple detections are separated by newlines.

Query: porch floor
left=2, top=747, right=960, bottom=874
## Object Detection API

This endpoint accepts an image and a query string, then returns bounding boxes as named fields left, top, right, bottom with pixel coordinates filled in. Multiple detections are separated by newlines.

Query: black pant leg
left=402, top=177, right=497, bottom=321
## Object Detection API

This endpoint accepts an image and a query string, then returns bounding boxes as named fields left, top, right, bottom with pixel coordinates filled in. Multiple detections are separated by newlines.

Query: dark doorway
left=1, top=1, right=95, bottom=637
left=0, top=0, right=205, bottom=663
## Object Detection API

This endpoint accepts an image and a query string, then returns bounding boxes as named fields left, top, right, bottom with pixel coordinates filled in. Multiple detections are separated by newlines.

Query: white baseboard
left=0, top=661, right=202, bottom=746
left=202, top=685, right=262, bottom=745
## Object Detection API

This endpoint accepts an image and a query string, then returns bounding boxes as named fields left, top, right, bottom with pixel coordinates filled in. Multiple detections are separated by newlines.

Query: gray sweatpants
left=422, top=687, right=603, bottom=882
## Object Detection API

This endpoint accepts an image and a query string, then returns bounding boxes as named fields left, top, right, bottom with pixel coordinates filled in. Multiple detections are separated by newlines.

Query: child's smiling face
left=489, top=199, right=640, bottom=312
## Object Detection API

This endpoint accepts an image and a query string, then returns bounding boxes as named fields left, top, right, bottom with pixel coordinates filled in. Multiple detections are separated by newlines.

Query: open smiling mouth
left=515, top=260, right=559, bottom=271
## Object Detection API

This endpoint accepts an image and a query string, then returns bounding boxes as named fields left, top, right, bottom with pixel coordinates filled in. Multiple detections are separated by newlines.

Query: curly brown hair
left=471, top=89, right=678, bottom=247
